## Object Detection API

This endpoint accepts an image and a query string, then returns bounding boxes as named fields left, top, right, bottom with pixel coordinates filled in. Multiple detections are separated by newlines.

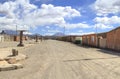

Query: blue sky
left=0, top=0, right=120, bottom=35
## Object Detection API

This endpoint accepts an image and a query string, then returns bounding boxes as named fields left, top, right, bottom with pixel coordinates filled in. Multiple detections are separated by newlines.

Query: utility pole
left=35, top=34, right=38, bottom=42
left=17, top=30, right=26, bottom=47
left=16, top=25, right=17, bottom=35
left=64, top=26, right=65, bottom=36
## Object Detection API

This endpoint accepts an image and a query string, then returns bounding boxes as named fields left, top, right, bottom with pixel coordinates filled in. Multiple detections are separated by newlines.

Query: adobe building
left=14, top=35, right=28, bottom=41
left=107, top=27, right=120, bottom=51
left=0, top=35, right=4, bottom=42
left=82, top=34, right=97, bottom=47
left=82, top=32, right=107, bottom=47
left=65, top=35, right=76, bottom=42
left=0, top=30, right=28, bottom=42
left=57, top=35, right=82, bottom=44
left=0, top=30, right=14, bottom=42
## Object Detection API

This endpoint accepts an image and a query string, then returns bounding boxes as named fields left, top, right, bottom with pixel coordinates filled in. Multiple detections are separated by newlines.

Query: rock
left=16, top=54, right=28, bottom=61
left=0, top=63, right=23, bottom=71
left=0, top=65, right=16, bottom=71
left=0, top=60, right=8, bottom=65
left=0, top=59, right=4, bottom=61
left=0, top=61, right=15, bottom=71
left=7, top=58, right=17, bottom=64
left=13, top=63, right=23, bottom=69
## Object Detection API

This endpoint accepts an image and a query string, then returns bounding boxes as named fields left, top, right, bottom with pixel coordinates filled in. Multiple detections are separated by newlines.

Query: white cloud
left=0, top=0, right=81, bottom=31
left=94, top=16, right=120, bottom=25
left=35, top=0, right=53, bottom=3
left=46, top=26, right=50, bottom=29
left=83, top=32, right=95, bottom=35
left=0, top=0, right=37, bottom=30
left=23, top=31, right=33, bottom=35
left=23, top=4, right=81, bottom=27
left=60, top=23, right=90, bottom=29
left=92, top=0, right=120, bottom=16
left=0, top=17, right=14, bottom=24
left=0, top=1, right=17, bottom=18
left=47, top=29, right=61, bottom=33
left=68, top=32, right=95, bottom=35
left=0, top=24, right=30, bottom=31
left=94, top=23, right=113, bottom=29
left=93, top=16, right=120, bottom=29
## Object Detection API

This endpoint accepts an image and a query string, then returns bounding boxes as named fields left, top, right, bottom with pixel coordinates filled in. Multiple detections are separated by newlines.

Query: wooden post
left=12, top=49, right=18, bottom=56
left=17, top=30, right=26, bottom=47
left=36, top=34, right=38, bottom=42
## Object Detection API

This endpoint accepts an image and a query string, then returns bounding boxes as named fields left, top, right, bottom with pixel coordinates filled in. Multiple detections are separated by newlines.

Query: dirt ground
left=0, top=40, right=120, bottom=79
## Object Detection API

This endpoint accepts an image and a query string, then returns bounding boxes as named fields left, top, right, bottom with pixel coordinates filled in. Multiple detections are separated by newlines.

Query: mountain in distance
left=0, top=30, right=18, bottom=35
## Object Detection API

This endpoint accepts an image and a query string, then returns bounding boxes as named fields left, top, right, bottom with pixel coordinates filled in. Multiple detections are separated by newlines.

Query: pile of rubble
left=0, top=49, right=27, bottom=71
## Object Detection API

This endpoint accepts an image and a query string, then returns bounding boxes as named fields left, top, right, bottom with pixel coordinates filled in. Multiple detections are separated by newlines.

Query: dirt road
left=0, top=40, right=120, bottom=79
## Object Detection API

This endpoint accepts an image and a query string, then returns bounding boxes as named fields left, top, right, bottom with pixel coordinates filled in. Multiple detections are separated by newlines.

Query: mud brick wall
left=107, top=27, right=120, bottom=51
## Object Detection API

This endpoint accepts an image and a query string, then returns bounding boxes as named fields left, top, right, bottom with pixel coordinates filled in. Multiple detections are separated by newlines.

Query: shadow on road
left=63, top=56, right=119, bottom=62
left=97, top=49, right=120, bottom=56
left=75, top=44, right=120, bottom=57
left=75, top=44, right=91, bottom=49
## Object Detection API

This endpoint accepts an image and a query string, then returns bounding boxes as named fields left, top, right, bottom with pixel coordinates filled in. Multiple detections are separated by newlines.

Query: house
left=0, top=35, right=4, bottom=42
left=81, top=26, right=120, bottom=52
left=0, top=30, right=14, bottom=42
left=82, top=34, right=97, bottom=47
left=56, top=35, right=82, bottom=44
left=82, top=32, right=107, bottom=48
left=0, top=30, right=29, bottom=42
left=107, top=27, right=120, bottom=51
left=14, top=35, right=28, bottom=41
left=65, top=35, right=76, bottom=42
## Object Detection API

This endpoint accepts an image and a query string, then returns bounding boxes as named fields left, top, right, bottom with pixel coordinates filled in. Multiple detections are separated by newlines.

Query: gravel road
left=0, top=40, right=120, bottom=79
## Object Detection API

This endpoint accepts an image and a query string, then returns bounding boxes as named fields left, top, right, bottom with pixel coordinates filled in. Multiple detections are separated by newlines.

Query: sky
left=0, top=0, right=120, bottom=35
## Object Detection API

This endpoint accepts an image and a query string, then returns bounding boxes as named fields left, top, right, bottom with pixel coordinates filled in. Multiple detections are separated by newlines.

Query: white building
left=0, top=35, right=4, bottom=42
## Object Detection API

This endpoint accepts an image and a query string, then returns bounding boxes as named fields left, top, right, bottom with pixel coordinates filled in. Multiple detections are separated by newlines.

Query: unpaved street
left=0, top=40, right=120, bottom=79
